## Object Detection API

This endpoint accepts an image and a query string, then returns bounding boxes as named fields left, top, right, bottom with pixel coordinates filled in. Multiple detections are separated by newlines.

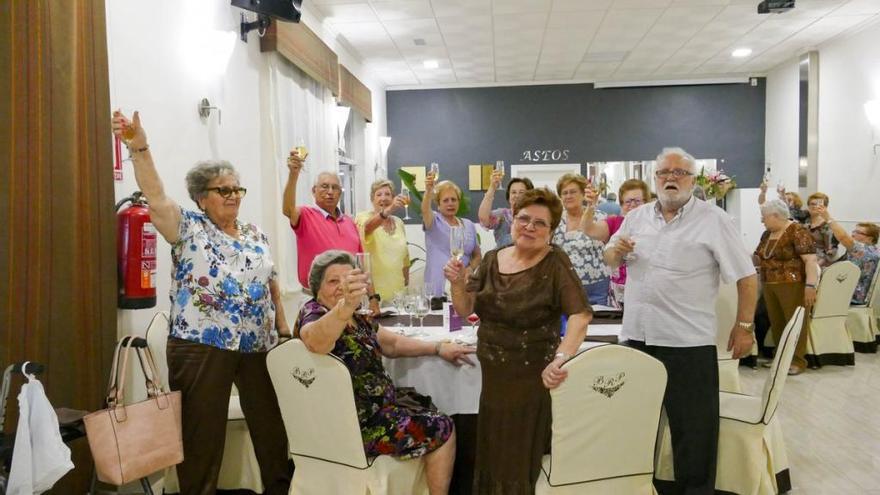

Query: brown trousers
left=763, top=282, right=812, bottom=369
left=167, top=337, right=291, bottom=495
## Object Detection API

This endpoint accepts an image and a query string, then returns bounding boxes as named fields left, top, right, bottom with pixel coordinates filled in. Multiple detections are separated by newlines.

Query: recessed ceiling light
left=423, top=59, right=439, bottom=69
left=413, top=38, right=426, bottom=46
left=732, top=48, right=752, bottom=58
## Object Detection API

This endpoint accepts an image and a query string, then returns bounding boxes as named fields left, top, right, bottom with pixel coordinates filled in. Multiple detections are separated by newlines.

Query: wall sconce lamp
left=865, top=100, right=880, bottom=155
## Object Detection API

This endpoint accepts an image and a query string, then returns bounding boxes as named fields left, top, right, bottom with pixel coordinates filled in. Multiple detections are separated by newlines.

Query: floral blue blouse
left=169, top=209, right=278, bottom=352
left=552, top=211, right=610, bottom=286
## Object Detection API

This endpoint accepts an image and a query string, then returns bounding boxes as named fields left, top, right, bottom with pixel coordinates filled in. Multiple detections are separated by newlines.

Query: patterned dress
left=848, top=241, right=879, bottom=305
left=169, top=208, right=278, bottom=352
left=552, top=211, right=610, bottom=305
left=294, top=299, right=453, bottom=459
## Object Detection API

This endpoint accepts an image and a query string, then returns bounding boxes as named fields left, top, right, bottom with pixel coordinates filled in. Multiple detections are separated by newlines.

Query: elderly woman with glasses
left=814, top=209, right=880, bottom=305
left=111, top=111, right=291, bottom=494
left=755, top=199, right=819, bottom=375
left=577, top=179, right=650, bottom=306
left=422, top=172, right=481, bottom=297
left=477, top=170, right=535, bottom=247
left=444, top=188, right=592, bottom=493
left=552, top=173, right=610, bottom=305
left=295, top=250, right=475, bottom=495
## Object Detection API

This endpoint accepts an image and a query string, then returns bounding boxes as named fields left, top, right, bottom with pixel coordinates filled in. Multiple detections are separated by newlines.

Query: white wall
left=107, top=0, right=388, bottom=340
left=765, top=18, right=880, bottom=223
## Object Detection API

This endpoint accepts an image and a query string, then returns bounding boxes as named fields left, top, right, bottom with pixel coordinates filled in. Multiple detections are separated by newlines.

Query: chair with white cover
left=266, top=339, right=428, bottom=495
left=715, top=282, right=747, bottom=393
left=657, top=307, right=805, bottom=495
left=805, top=261, right=860, bottom=367
left=846, top=267, right=880, bottom=353
left=144, top=312, right=263, bottom=494
left=535, top=344, right=667, bottom=495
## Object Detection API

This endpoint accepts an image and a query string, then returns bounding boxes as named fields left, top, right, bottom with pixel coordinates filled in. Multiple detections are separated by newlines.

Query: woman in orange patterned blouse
left=754, top=199, right=819, bottom=375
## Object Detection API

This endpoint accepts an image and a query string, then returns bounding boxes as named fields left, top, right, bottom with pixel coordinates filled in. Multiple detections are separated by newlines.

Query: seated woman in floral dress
left=294, top=250, right=475, bottom=495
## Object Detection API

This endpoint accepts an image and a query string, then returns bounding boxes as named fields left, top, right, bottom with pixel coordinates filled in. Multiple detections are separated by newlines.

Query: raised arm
left=421, top=172, right=436, bottom=230
left=112, top=111, right=181, bottom=243
left=282, top=149, right=305, bottom=227
left=579, top=194, right=611, bottom=243
left=819, top=208, right=855, bottom=250
left=297, top=270, right=366, bottom=354
left=478, top=170, right=502, bottom=228
left=362, top=195, right=405, bottom=236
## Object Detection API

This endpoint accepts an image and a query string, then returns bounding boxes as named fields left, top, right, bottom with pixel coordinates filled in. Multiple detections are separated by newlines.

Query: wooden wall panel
left=261, top=21, right=339, bottom=96
left=338, top=64, right=372, bottom=122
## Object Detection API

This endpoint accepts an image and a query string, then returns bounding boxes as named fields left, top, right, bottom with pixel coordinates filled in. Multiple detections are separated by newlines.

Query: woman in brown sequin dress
left=754, top=199, right=819, bottom=375
left=444, top=188, right=593, bottom=494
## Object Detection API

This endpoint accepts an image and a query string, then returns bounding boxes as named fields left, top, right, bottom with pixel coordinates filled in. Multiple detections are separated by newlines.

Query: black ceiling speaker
left=757, top=1, right=795, bottom=14
left=232, top=0, right=303, bottom=41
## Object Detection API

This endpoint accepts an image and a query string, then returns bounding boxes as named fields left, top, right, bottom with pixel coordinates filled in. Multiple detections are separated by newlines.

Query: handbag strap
left=109, top=338, right=138, bottom=407
left=105, top=337, right=131, bottom=406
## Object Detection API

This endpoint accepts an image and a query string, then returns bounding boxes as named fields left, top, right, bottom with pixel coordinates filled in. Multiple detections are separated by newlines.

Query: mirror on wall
left=586, top=159, right=718, bottom=198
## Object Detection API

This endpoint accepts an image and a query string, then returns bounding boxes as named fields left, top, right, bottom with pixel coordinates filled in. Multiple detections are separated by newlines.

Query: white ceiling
left=307, top=0, right=880, bottom=88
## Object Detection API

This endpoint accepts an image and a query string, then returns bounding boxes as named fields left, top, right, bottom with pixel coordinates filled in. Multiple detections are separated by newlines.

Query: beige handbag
left=83, top=336, right=183, bottom=485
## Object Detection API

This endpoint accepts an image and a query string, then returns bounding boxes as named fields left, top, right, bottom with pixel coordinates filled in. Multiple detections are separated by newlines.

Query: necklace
left=762, top=222, right=792, bottom=259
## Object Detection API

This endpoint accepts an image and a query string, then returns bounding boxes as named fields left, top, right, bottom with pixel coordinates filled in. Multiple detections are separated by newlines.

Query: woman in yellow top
left=356, top=180, right=410, bottom=300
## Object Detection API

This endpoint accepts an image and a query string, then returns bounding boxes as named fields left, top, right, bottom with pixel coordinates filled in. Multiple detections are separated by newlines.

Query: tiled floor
left=738, top=351, right=880, bottom=494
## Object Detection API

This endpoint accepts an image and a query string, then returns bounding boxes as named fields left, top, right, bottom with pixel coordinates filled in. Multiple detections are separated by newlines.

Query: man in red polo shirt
left=282, top=150, right=362, bottom=289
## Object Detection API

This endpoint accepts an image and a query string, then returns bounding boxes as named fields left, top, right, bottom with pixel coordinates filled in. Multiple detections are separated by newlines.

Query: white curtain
left=259, top=53, right=337, bottom=294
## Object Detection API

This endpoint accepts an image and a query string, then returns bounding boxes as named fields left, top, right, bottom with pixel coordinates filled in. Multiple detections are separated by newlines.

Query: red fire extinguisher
left=116, top=191, right=157, bottom=309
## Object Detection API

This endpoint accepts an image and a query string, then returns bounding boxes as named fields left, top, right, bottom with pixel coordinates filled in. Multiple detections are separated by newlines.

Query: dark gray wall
left=387, top=81, right=765, bottom=222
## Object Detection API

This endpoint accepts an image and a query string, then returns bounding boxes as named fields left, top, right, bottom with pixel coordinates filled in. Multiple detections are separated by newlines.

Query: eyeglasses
left=853, top=230, right=869, bottom=236
left=807, top=202, right=824, bottom=208
left=317, top=184, right=342, bottom=192
left=623, top=198, right=644, bottom=206
left=514, top=214, right=551, bottom=230
left=654, top=169, right=694, bottom=179
left=206, top=186, right=247, bottom=199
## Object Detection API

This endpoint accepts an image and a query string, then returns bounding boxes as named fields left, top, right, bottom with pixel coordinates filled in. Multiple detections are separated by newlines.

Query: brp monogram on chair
left=592, top=372, right=626, bottom=398
left=291, top=367, right=316, bottom=388
left=835, top=273, right=849, bottom=283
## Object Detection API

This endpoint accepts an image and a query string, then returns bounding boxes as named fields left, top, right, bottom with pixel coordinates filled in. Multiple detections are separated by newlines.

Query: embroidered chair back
left=266, top=339, right=368, bottom=468
left=546, top=344, right=666, bottom=486
left=812, top=261, right=860, bottom=319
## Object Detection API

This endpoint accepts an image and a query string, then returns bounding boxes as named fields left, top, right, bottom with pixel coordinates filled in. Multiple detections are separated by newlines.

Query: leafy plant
left=397, top=168, right=470, bottom=216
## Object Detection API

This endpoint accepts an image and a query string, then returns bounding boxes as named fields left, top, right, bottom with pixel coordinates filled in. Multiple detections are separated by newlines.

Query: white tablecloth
left=382, top=324, right=622, bottom=415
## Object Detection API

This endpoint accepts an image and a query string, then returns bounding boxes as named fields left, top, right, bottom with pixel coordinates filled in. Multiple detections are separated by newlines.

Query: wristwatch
left=379, top=210, right=389, bottom=219
left=736, top=321, right=755, bottom=333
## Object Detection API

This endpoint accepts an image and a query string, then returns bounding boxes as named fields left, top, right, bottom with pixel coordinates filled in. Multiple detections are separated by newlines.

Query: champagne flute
left=114, top=109, right=138, bottom=163
left=402, top=294, right=416, bottom=334
left=355, top=253, right=372, bottom=315
left=430, top=162, right=439, bottom=180
left=413, top=293, right=430, bottom=331
left=494, top=160, right=505, bottom=191
left=295, top=137, right=309, bottom=160
left=392, top=291, right=405, bottom=330
left=401, top=187, right=412, bottom=220
left=776, top=180, right=785, bottom=195
left=450, top=225, right=465, bottom=262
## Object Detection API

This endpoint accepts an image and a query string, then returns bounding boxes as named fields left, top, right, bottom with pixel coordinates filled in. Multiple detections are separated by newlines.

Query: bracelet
left=128, top=144, right=149, bottom=154
left=434, top=342, right=443, bottom=355
left=379, top=210, right=388, bottom=219
left=554, top=352, right=570, bottom=361
left=805, top=283, right=817, bottom=289
left=736, top=321, right=755, bottom=333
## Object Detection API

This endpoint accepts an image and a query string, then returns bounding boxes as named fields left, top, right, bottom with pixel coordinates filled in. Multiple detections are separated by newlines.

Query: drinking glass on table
left=402, top=294, right=417, bottom=334
left=391, top=291, right=405, bottom=330
left=355, top=253, right=372, bottom=315
left=450, top=226, right=465, bottom=262
left=413, top=292, right=430, bottom=331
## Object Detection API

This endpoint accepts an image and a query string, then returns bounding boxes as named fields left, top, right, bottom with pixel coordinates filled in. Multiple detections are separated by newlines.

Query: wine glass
left=391, top=291, right=405, bottom=330
left=413, top=293, right=430, bottom=331
left=401, top=187, right=412, bottom=220
left=402, top=294, right=417, bottom=334
left=114, top=109, right=138, bottom=164
left=429, top=162, right=439, bottom=179
left=466, top=313, right=480, bottom=333
left=450, top=226, right=465, bottom=262
left=355, top=253, right=372, bottom=315
left=776, top=180, right=785, bottom=195
left=294, top=138, right=309, bottom=171
left=494, top=160, right=505, bottom=191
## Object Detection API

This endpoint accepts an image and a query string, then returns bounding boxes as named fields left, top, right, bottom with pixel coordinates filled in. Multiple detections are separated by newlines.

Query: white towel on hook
left=7, top=366, right=74, bottom=495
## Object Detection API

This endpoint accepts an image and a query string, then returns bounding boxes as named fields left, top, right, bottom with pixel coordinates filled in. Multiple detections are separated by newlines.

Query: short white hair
left=761, top=199, right=790, bottom=219
left=656, top=147, right=697, bottom=173
left=314, top=171, right=339, bottom=187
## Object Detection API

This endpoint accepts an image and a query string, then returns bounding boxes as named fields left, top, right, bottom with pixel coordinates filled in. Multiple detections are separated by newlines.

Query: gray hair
left=761, top=199, right=790, bottom=219
left=309, top=250, right=355, bottom=296
left=606, top=192, right=617, bottom=201
left=656, top=147, right=697, bottom=173
left=314, top=171, right=339, bottom=187
left=185, top=160, right=240, bottom=204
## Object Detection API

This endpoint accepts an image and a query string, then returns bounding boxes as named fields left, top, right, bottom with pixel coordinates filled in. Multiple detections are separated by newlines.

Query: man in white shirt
left=605, top=147, right=757, bottom=495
